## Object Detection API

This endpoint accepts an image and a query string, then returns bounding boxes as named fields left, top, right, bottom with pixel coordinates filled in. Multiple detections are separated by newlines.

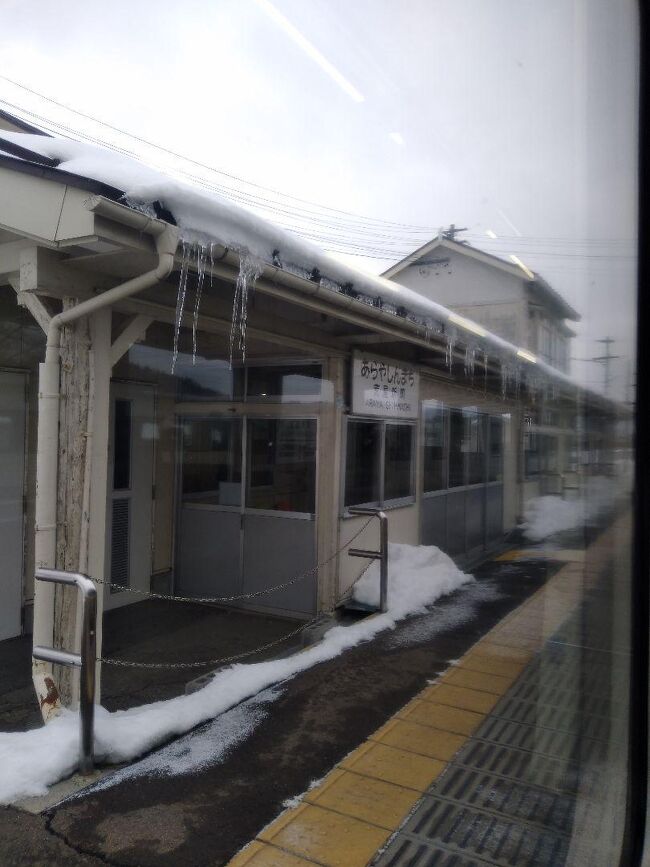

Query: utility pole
left=572, top=336, right=622, bottom=397
left=591, top=338, right=621, bottom=397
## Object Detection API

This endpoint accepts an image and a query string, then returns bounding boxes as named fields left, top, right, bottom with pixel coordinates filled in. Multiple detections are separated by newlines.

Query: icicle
left=445, top=328, right=457, bottom=371
left=463, top=345, right=477, bottom=381
left=500, top=359, right=509, bottom=399
left=192, top=243, right=207, bottom=365
left=229, top=249, right=264, bottom=367
left=171, top=240, right=191, bottom=374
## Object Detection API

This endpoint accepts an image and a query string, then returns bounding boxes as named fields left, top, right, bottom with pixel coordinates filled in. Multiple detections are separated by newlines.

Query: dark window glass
left=345, top=420, right=380, bottom=506
left=524, top=429, right=540, bottom=477
left=246, top=418, right=316, bottom=513
left=176, top=356, right=244, bottom=401
left=113, top=399, right=131, bottom=490
left=246, top=364, right=322, bottom=400
left=384, top=424, right=414, bottom=501
left=423, top=403, right=447, bottom=491
left=448, top=408, right=465, bottom=488
left=488, top=416, right=503, bottom=482
left=182, top=418, right=242, bottom=505
left=466, top=412, right=486, bottom=485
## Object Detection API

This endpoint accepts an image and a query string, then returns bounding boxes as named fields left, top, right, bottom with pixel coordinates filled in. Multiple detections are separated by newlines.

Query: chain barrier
left=99, top=558, right=374, bottom=670
left=93, top=518, right=374, bottom=605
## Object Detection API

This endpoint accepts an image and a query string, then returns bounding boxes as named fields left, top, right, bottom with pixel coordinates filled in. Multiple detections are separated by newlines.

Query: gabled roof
left=382, top=236, right=581, bottom=322
left=0, top=116, right=613, bottom=409
left=0, top=108, right=50, bottom=136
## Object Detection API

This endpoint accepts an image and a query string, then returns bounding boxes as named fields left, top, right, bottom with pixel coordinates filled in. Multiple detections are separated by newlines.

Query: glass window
left=423, top=403, right=447, bottom=492
left=448, top=408, right=466, bottom=488
left=246, top=364, right=322, bottom=401
left=182, top=418, right=242, bottom=505
left=466, top=412, right=486, bottom=485
left=524, top=429, right=539, bottom=477
left=113, top=399, right=131, bottom=490
left=176, top=353, right=244, bottom=402
left=345, top=420, right=381, bottom=507
left=246, top=418, right=316, bottom=513
left=384, top=424, right=414, bottom=501
left=488, top=416, right=503, bottom=482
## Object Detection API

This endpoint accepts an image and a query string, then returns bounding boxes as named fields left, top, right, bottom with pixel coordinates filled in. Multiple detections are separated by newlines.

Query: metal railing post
left=33, top=569, right=97, bottom=774
left=378, top=511, right=388, bottom=613
left=347, top=507, right=389, bottom=613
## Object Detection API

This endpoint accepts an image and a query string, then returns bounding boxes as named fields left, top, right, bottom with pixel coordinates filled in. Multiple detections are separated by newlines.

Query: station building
left=0, top=113, right=617, bottom=707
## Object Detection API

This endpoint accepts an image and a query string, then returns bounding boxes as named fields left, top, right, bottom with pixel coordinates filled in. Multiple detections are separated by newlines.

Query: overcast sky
left=0, top=0, right=639, bottom=397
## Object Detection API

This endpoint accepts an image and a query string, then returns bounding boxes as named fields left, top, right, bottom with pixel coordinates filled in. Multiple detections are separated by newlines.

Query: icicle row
left=192, top=243, right=208, bottom=365
left=171, top=240, right=191, bottom=374
left=229, top=249, right=263, bottom=367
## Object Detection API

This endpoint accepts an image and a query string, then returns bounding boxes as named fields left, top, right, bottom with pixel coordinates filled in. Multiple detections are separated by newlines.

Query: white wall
left=392, top=248, right=529, bottom=346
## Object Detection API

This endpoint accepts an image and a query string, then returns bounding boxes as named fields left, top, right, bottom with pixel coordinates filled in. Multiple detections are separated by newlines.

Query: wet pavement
left=0, top=602, right=303, bottom=732
left=0, top=553, right=559, bottom=866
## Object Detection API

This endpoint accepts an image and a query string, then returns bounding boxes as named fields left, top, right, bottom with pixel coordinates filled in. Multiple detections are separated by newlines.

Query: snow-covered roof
left=0, top=127, right=612, bottom=406
left=382, top=235, right=581, bottom=323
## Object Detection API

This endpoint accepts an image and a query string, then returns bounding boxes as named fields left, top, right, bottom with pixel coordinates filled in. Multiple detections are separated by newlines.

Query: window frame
left=177, top=357, right=325, bottom=404
left=422, top=401, right=504, bottom=496
left=342, top=415, right=416, bottom=513
left=422, top=401, right=449, bottom=494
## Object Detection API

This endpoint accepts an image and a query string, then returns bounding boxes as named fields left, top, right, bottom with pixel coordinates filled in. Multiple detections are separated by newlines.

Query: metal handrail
left=347, top=508, right=389, bottom=613
left=32, top=569, right=97, bottom=774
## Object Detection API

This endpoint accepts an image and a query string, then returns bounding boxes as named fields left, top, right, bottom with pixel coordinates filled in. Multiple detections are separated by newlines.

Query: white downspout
left=33, top=223, right=178, bottom=719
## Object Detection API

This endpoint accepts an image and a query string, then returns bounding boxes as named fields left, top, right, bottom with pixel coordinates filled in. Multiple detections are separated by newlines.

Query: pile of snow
left=522, top=474, right=631, bottom=542
left=0, top=542, right=471, bottom=805
left=522, top=496, right=588, bottom=542
left=352, top=541, right=473, bottom=617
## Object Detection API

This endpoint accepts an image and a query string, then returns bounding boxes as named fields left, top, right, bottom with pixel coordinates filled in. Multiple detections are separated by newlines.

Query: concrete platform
left=0, top=517, right=627, bottom=866
left=0, top=601, right=303, bottom=732
left=231, top=518, right=629, bottom=867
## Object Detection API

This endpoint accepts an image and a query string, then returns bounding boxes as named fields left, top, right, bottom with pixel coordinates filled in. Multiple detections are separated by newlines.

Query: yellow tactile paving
left=398, top=699, right=484, bottom=736
left=419, top=682, right=501, bottom=714
left=227, top=841, right=314, bottom=866
left=370, top=717, right=466, bottom=760
left=226, top=536, right=610, bottom=867
left=473, top=640, right=534, bottom=665
left=258, top=802, right=390, bottom=867
left=456, top=651, right=526, bottom=679
left=494, top=549, right=524, bottom=561
left=476, top=632, right=542, bottom=651
left=442, top=666, right=515, bottom=694
left=304, top=768, right=416, bottom=830
left=338, top=740, right=446, bottom=792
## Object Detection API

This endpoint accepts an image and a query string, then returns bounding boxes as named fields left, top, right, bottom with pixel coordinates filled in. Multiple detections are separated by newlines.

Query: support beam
left=18, top=246, right=115, bottom=297
left=350, top=333, right=396, bottom=345
left=8, top=274, right=53, bottom=334
left=54, top=299, right=91, bottom=705
left=110, top=314, right=153, bottom=366
left=117, top=296, right=348, bottom=358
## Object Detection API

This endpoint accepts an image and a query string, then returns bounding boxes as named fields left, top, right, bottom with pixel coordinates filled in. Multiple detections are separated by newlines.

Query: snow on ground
left=67, top=686, right=283, bottom=800
left=0, top=543, right=471, bottom=805
left=522, top=474, right=631, bottom=542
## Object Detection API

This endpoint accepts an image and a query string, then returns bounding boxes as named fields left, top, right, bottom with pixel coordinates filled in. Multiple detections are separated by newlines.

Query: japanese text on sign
left=351, top=353, right=419, bottom=418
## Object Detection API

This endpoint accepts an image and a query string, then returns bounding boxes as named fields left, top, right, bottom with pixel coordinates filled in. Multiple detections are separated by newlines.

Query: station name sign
left=351, top=353, right=419, bottom=419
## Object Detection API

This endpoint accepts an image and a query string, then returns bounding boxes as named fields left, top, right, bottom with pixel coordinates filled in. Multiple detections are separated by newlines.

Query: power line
left=0, top=77, right=638, bottom=250
left=0, top=82, right=638, bottom=273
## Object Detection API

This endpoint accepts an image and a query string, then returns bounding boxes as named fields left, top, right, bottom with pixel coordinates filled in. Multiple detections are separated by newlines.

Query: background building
left=384, top=234, right=580, bottom=373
